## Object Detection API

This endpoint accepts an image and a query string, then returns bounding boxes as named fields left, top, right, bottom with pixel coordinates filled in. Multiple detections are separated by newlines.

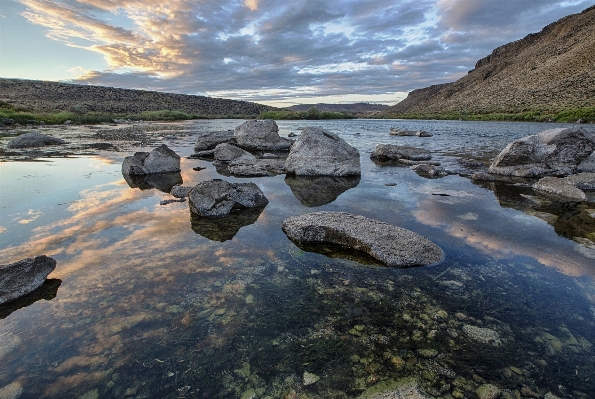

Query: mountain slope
left=0, top=79, right=273, bottom=116
left=286, top=103, right=390, bottom=116
left=389, top=5, right=595, bottom=116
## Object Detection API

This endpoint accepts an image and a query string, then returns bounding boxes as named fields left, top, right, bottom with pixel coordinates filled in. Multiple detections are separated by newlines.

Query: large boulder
left=122, top=144, right=181, bottom=175
left=6, top=132, right=66, bottom=148
left=533, top=176, right=587, bottom=202
left=214, top=143, right=255, bottom=164
left=194, top=130, right=235, bottom=152
left=234, top=120, right=293, bottom=151
left=370, top=145, right=431, bottom=161
left=284, top=127, right=361, bottom=176
left=488, top=127, right=595, bottom=177
left=282, top=212, right=444, bottom=267
left=188, top=179, right=269, bottom=217
left=1, top=256, right=57, bottom=305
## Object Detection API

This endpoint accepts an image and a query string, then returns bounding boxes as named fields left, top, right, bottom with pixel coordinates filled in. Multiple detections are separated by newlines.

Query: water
left=0, top=120, right=594, bottom=399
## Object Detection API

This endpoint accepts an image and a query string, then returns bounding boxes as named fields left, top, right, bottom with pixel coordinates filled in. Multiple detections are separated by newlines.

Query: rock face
left=533, top=176, right=587, bottom=202
left=390, top=128, right=432, bottom=137
left=188, top=179, right=268, bottom=217
left=281, top=212, right=444, bottom=267
left=285, top=175, right=360, bottom=207
left=122, top=144, right=181, bottom=175
left=0, top=256, right=57, bottom=305
left=194, top=130, right=235, bottom=152
left=284, top=127, right=361, bottom=176
left=488, top=128, right=595, bottom=177
left=6, top=132, right=66, bottom=148
left=410, top=164, right=448, bottom=179
left=370, top=145, right=432, bottom=161
left=234, top=120, right=293, bottom=151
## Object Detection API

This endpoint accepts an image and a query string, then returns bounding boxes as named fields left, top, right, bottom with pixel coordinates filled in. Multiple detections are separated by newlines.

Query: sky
left=0, top=0, right=592, bottom=107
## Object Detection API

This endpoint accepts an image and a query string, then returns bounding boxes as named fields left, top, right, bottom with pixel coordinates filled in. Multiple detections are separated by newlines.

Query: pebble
left=303, top=371, right=320, bottom=386
left=476, top=384, right=500, bottom=399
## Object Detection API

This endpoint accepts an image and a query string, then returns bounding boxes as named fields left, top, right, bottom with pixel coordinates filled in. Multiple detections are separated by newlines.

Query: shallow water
left=0, top=120, right=594, bottom=399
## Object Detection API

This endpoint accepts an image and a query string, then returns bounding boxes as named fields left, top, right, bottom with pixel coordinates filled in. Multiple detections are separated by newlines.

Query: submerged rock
left=358, top=377, right=429, bottom=399
left=285, top=175, right=360, bottom=207
left=188, top=179, right=268, bottom=217
left=234, top=119, right=292, bottom=151
left=194, top=130, right=235, bottom=152
left=410, top=164, right=449, bottom=179
left=122, top=144, right=181, bottom=175
left=370, top=145, right=431, bottom=161
left=0, top=256, right=57, bottom=305
left=488, top=127, right=595, bottom=177
left=462, top=324, right=502, bottom=346
left=282, top=212, right=444, bottom=267
left=476, top=384, right=501, bottom=399
left=303, top=371, right=320, bottom=386
left=6, top=132, right=66, bottom=148
left=285, top=127, right=361, bottom=176
left=533, top=176, right=587, bottom=202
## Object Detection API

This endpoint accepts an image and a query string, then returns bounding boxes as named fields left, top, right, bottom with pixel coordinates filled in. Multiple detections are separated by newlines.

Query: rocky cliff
left=389, top=5, right=595, bottom=115
left=0, top=79, right=272, bottom=116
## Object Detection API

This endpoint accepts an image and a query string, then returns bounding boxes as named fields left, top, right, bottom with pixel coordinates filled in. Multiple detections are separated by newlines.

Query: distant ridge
left=286, top=103, right=390, bottom=116
left=0, top=78, right=273, bottom=117
left=389, top=5, right=595, bottom=116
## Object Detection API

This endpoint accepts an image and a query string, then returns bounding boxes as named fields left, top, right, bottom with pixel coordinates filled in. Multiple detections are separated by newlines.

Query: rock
left=458, top=158, right=485, bottom=168
left=0, top=382, right=23, bottom=399
left=577, top=151, right=595, bottom=172
left=122, top=144, right=181, bottom=175
left=281, top=212, right=444, bottom=267
left=214, top=143, right=255, bottom=164
left=358, top=377, right=429, bottom=399
left=303, top=371, right=320, bottom=386
left=6, top=132, right=66, bottom=148
left=533, top=176, right=587, bottom=202
left=472, top=172, right=498, bottom=181
left=462, top=324, right=502, bottom=346
left=0, top=278, right=61, bottom=320
left=390, top=128, right=432, bottom=137
left=488, top=127, right=595, bottom=177
left=188, top=150, right=215, bottom=159
left=63, top=120, right=72, bottom=125
left=260, top=153, right=282, bottom=159
left=398, top=159, right=441, bottom=166
left=188, top=179, right=268, bottom=217
left=160, top=198, right=185, bottom=205
left=564, top=172, right=595, bottom=191
left=370, top=145, right=431, bottom=161
left=0, top=256, right=57, bottom=305
left=285, top=175, right=360, bottom=207
left=170, top=185, right=194, bottom=198
left=194, top=130, right=235, bottom=152
left=285, top=127, right=361, bottom=176
left=544, top=392, right=560, bottom=399
left=476, top=384, right=501, bottom=399
left=1, top=118, right=15, bottom=125
left=234, top=120, right=293, bottom=151
left=288, top=132, right=297, bottom=137
left=410, top=164, right=448, bottom=178
left=228, top=157, right=286, bottom=177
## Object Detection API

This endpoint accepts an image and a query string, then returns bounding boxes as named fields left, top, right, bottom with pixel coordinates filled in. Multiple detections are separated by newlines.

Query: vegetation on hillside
left=260, top=107, right=355, bottom=120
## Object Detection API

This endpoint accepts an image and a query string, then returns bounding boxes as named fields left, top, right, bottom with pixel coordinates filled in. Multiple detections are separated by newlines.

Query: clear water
left=0, top=120, right=594, bottom=399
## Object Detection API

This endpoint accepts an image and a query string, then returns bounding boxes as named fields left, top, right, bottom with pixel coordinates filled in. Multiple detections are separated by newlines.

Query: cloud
left=15, top=0, right=594, bottom=104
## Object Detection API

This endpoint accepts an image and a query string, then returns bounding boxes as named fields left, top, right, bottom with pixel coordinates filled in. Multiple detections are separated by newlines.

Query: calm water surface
left=1, top=120, right=594, bottom=399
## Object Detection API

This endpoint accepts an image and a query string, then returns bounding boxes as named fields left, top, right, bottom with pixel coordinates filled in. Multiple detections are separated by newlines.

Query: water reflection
left=0, top=279, right=61, bottom=320
left=122, top=172, right=183, bottom=192
left=190, top=206, right=266, bottom=242
left=285, top=175, right=361, bottom=207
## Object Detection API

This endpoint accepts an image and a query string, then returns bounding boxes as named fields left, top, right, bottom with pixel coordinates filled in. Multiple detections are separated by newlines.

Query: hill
left=286, top=103, right=390, bottom=116
left=0, top=78, right=272, bottom=118
left=388, top=5, right=595, bottom=120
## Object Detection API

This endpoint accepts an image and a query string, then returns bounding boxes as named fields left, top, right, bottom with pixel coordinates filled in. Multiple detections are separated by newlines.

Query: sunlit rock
left=194, top=130, right=235, bottom=152
left=282, top=212, right=444, bottom=267
left=0, top=255, right=56, bottom=305
left=122, top=144, right=181, bottom=175
left=234, top=119, right=292, bottom=151
left=6, top=132, right=66, bottom=148
left=285, top=127, right=361, bottom=176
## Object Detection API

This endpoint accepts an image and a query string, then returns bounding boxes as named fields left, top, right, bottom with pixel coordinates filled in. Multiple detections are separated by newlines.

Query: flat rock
left=488, top=127, right=595, bottom=177
left=410, top=164, right=448, bottom=178
left=234, top=120, right=292, bottom=151
left=188, top=179, right=268, bottom=217
left=285, top=127, right=361, bottom=176
left=370, top=145, right=431, bottom=161
left=281, top=212, right=444, bottom=267
left=122, top=144, right=180, bottom=175
left=6, top=132, right=66, bottom=148
left=462, top=324, right=502, bottom=346
left=0, top=256, right=57, bottom=305
left=533, top=176, right=587, bottom=202
left=194, top=130, right=235, bottom=152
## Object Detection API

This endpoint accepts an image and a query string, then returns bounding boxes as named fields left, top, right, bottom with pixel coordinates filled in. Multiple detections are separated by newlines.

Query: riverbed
left=1, top=119, right=594, bottom=399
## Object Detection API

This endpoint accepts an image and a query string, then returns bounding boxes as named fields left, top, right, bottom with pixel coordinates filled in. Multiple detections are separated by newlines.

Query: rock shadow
left=285, top=175, right=360, bottom=207
left=290, top=241, right=384, bottom=267
left=190, top=206, right=266, bottom=242
left=123, top=172, right=183, bottom=193
left=0, top=279, right=62, bottom=319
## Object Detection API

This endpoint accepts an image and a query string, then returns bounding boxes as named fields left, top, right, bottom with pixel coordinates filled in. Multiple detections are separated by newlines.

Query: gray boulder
left=1, top=256, right=57, bottom=305
left=188, top=179, right=269, bottom=216
left=533, top=176, right=587, bottom=202
left=488, top=127, right=595, bottom=177
left=234, top=120, right=293, bottom=151
left=564, top=172, right=595, bottom=191
left=284, top=127, right=361, bottom=176
left=390, top=128, right=432, bottom=137
left=194, top=130, right=235, bottom=152
left=370, top=145, right=431, bottom=161
left=282, top=212, right=444, bottom=267
left=122, top=144, right=181, bottom=175
left=6, top=132, right=66, bottom=148
left=214, top=143, right=255, bottom=164
left=170, top=185, right=194, bottom=198
left=410, top=164, right=448, bottom=178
